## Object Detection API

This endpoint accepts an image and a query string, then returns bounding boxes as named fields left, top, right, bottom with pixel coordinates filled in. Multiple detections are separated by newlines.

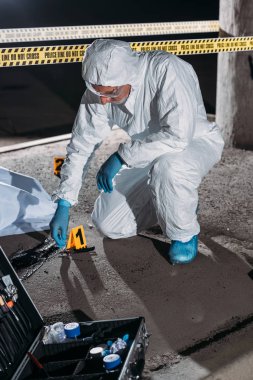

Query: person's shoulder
left=146, top=50, right=172, bottom=64
left=142, top=51, right=175, bottom=82
left=145, top=50, right=179, bottom=74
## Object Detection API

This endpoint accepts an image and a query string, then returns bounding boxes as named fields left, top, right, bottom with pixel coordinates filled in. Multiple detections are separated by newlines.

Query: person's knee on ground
left=91, top=212, right=116, bottom=238
left=91, top=206, right=137, bottom=239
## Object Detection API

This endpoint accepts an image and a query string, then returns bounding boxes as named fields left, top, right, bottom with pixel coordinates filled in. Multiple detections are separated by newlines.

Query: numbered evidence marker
left=54, top=157, right=65, bottom=178
left=67, top=225, right=87, bottom=250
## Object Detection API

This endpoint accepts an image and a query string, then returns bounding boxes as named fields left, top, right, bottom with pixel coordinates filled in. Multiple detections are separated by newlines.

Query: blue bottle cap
left=103, top=354, right=121, bottom=370
left=64, top=322, right=81, bottom=338
left=122, top=334, right=129, bottom=342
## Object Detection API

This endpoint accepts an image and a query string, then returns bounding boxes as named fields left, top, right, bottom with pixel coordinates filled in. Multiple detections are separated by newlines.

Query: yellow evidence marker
left=67, top=225, right=87, bottom=250
left=54, top=157, right=65, bottom=178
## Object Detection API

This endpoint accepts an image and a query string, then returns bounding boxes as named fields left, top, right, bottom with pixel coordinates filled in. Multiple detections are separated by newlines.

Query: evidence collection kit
left=0, top=247, right=149, bottom=379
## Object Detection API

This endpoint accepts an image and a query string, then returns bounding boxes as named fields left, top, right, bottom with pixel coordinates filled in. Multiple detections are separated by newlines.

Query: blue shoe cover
left=169, top=235, right=198, bottom=265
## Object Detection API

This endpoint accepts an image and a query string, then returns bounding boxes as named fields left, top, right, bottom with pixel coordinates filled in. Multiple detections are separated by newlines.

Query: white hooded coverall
left=52, top=39, right=224, bottom=242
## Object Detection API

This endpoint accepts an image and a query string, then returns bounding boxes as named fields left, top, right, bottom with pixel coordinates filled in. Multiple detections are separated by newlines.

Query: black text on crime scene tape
left=1, top=50, right=81, bottom=62
left=2, top=53, right=39, bottom=61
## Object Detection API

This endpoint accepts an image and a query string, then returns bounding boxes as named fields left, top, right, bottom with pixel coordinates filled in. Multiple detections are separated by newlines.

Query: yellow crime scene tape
left=0, top=37, right=253, bottom=67
left=0, top=20, right=219, bottom=43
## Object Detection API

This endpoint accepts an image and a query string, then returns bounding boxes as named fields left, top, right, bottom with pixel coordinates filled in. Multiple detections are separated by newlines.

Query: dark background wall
left=0, top=0, right=219, bottom=140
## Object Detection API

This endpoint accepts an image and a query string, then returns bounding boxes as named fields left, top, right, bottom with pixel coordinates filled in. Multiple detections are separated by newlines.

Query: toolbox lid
left=0, top=246, right=44, bottom=380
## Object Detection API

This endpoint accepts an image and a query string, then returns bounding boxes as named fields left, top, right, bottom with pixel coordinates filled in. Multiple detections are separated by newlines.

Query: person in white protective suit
left=50, top=39, right=224, bottom=264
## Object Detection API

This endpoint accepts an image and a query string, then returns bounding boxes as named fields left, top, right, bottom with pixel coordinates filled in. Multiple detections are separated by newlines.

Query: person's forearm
left=52, top=151, right=87, bottom=206
left=118, top=130, right=188, bottom=167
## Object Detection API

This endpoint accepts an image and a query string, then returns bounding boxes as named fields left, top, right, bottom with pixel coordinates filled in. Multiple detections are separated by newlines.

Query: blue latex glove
left=50, top=199, right=71, bottom=247
left=97, top=152, right=124, bottom=193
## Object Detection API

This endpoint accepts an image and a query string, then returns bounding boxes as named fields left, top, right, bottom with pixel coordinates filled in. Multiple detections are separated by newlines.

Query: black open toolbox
left=0, top=246, right=149, bottom=379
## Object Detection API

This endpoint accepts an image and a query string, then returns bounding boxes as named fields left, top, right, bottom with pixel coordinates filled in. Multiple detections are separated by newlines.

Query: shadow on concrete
left=248, top=269, right=253, bottom=280
left=0, top=230, right=49, bottom=258
left=69, top=254, right=105, bottom=295
left=103, top=232, right=253, bottom=370
left=60, top=254, right=105, bottom=321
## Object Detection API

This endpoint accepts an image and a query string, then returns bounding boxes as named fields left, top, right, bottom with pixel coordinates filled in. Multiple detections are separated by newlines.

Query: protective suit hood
left=82, top=39, right=140, bottom=88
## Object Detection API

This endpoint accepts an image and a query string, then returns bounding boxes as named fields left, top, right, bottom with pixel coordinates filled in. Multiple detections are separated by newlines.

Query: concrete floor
left=0, top=129, right=253, bottom=379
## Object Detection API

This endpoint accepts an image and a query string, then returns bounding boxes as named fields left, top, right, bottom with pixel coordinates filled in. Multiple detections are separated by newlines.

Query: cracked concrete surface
left=0, top=129, right=252, bottom=378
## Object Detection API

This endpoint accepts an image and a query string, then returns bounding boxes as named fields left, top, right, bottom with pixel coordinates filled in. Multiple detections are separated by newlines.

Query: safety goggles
left=86, top=82, right=124, bottom=98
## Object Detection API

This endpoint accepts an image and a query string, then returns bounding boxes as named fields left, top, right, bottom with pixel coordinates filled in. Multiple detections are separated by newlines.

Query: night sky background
left=0, top=0, right=220, bottom=139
